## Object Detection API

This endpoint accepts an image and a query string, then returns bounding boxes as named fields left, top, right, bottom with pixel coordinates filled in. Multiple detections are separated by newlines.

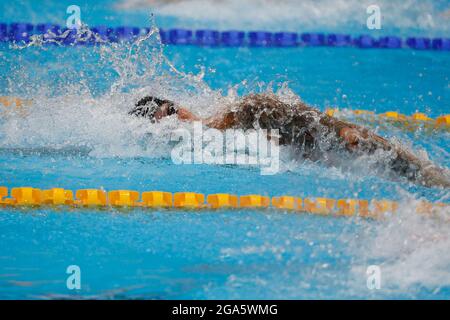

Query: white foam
left=348, top=196, right=450, bottom=295
left=116, top=0, right=450, bottom=35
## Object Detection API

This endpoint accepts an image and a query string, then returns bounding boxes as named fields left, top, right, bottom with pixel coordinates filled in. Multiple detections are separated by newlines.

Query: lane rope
left=0, top=186, right=448, bottom=220
left=325, top=108, right=450, bottom=130
left=1, top=22, right=449, bottom=51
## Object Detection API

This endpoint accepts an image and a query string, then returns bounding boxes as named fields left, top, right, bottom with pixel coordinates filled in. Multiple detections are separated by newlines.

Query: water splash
left=1, top=14, right=449, bottom=298
left=0, top=18, right=229, bottom=156
left=347, top=196, right=450, bottom=296
left=116, top=0, right=450, bottom=36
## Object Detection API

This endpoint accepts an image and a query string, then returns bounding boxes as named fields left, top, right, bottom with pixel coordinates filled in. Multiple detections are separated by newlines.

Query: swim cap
left=129, top=96, right=178, bottom=120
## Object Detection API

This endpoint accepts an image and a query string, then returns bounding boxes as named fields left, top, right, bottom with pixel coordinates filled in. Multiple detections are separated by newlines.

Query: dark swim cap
left=129, top=96, right=178, bottom=120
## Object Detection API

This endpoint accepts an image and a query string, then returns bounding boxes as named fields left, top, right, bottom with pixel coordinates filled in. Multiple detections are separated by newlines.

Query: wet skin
left=131, top=94, right=450, bottom=188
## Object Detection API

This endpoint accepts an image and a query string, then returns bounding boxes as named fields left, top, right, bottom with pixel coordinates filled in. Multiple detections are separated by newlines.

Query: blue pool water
left=0, top=0, right=449, bottom=299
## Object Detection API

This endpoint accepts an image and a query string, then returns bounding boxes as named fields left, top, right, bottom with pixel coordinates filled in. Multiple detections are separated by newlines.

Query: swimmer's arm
left=322, top=114, right=420, bottom=165
left=176, top=107, right=201, bottom=122
left=322, top=114, right=450, bottom=188
left=175, top=105, right=236, bottom=128
left=204, top=107, right=238, bottom=130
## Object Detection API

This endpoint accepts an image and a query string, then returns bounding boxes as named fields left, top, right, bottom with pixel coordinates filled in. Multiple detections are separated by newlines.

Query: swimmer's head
left=129, top=96, right=178, bottom=122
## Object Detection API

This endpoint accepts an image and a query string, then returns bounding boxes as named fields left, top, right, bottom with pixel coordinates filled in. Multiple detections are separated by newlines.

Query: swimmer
left=129, top=94, right=450, bottom=188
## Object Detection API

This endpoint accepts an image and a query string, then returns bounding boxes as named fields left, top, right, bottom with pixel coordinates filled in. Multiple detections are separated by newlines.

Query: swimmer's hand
left=419, top=166, right=450, bottom=189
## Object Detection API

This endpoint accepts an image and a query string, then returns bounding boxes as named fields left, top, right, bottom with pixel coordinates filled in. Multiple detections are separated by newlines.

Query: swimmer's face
left=153, top=103, right=172, bottom=121
left=152, top=103, right=179, bottom=122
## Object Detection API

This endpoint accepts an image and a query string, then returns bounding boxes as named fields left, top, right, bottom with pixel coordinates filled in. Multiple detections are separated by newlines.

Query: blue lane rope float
left=301, top=33, right=325, bottom=46
left=1, top=22, right=449, bottom=51
left=195, top=29, right=220, bottom=46
left=168, top=28, right=192, bottom=45
left=0, top=186, right=448, bottom=220
left=274, top=32, right=297, bottom=47
left=327, top=34, right=352, bottom=47
left=221, top=30, right=246, bottom=46
left=248, top=31, right=273, bottom=47
left=379, top=36, right=402, bottom=49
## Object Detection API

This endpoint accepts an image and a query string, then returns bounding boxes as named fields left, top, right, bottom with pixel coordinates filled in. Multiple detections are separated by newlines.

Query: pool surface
left=0, top=0, right=449, bottom=299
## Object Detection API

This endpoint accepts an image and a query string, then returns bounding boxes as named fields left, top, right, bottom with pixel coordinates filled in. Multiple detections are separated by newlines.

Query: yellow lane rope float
left=325, top=108, right=450, bottom=130
left=0, top=186, right=448, bottom=220
left=0, top=96, right=32, bottom=111
left=0, top=96, right=449, bottom=130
